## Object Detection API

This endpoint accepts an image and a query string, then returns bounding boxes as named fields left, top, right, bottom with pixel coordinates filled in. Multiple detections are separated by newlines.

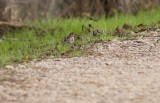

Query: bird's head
left=68, top=32, right=76, bottom=44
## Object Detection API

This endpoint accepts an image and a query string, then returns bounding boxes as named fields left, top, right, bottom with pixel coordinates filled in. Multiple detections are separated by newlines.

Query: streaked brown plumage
left=67, top=32, right=75, bottom=44
left=115, top=26, right=126, bottom=37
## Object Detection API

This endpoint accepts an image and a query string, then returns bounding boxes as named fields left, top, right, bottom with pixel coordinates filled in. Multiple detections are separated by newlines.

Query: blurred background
left=0, top=0, right=160, bottom=23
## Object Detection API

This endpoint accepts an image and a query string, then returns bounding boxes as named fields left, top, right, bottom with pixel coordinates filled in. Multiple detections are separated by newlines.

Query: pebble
left=5, top=65, right=14, bottom=70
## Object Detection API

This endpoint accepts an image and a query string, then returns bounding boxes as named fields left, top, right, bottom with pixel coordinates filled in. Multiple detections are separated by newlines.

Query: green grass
left=0, top=7, right=160, bottom=67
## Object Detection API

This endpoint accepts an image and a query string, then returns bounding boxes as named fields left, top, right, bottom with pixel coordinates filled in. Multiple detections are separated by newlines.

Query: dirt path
left=0, top=30, right=160, bottom=103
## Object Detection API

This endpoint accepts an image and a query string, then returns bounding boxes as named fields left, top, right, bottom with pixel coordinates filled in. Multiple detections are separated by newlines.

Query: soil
left=0, top=30, right=160, bottom=103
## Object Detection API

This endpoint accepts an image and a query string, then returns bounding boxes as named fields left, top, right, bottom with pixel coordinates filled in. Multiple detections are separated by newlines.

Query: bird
left=115, top=26, right=126, bottom=37
left=66, top=32, right=76, bottom=44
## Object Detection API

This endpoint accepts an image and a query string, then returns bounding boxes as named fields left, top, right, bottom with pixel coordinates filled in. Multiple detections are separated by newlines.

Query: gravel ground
left=0, top=30, right=160, bottom=103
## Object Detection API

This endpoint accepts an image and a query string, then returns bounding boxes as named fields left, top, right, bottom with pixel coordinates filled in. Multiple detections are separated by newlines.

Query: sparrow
left=115, top=26, right=126, bottom=37
left=66, top=32, right=75, bottom=44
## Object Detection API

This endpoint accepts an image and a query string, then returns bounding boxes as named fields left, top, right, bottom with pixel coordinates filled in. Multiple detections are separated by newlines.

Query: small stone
left=112, top=39, right=118, bottom=42
left=5, top=65, right=14, bottom=70
left=18, top=64, right=26, bottom=69
left=91, top=93, right=96, bottom=97
left=156, top=29, right=160, bottom=32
